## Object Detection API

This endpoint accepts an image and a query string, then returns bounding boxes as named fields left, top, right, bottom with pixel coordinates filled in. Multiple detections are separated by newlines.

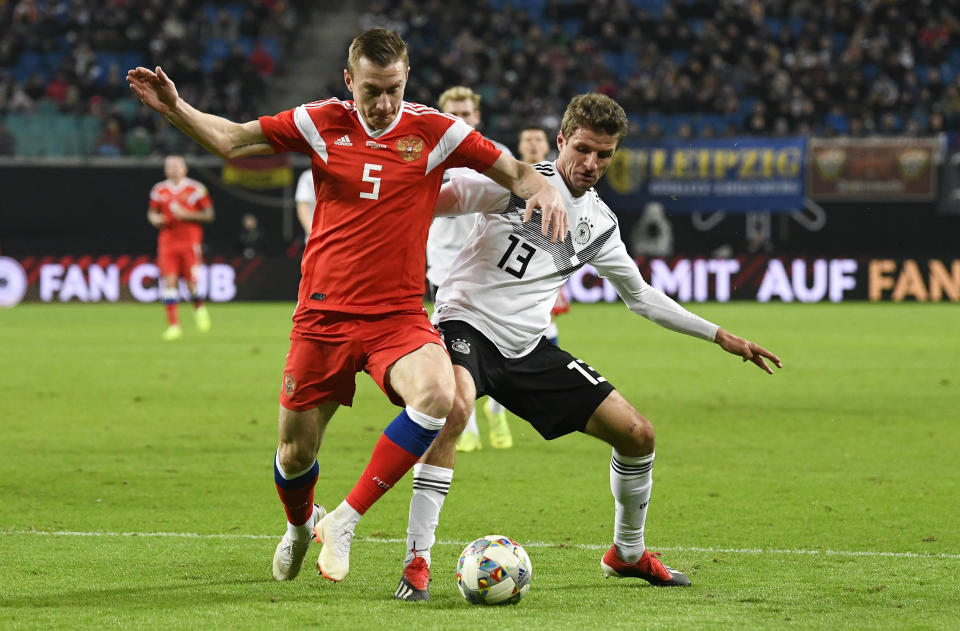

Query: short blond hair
left=438, top=86, right=481, bottom=111
left=347, top=28, right=408, bottom=74
left=560, top=93, right=628, bottom=146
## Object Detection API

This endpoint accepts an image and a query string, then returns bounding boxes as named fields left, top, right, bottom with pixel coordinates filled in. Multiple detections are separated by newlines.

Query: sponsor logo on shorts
left=450, top=338, right=470, bottom=355
left=310, top=292, right=326, bottom=301
left=283, top=374, right=296, bottom=397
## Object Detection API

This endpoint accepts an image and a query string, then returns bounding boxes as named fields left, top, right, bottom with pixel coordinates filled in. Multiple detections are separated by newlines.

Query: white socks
left=405, top=463, right=453, bottom=567
left=286, top=511, right=315, bottom=541
left=333, top=500, right=362, bottom=527
left=610, top=449, right=654, bottom=564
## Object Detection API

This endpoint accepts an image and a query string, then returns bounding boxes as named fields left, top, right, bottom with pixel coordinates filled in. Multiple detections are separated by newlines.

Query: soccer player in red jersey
left=127, top=28, right=566, bottom=584
left=147, top=155, right=214, bottom=341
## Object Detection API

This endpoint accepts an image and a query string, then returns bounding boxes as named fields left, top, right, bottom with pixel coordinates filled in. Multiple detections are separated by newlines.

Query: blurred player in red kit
left=147, top=155, right=214, bottom=341
left=128, top=28, right=566, bottom=584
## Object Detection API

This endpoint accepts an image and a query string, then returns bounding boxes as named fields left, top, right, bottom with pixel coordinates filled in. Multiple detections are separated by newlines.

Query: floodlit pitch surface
left=1, top=302, right=957, bottom=630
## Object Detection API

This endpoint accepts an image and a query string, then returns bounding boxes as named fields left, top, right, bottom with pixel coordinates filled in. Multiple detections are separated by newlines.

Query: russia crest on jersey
left=396, top=135, right=424, bottom=161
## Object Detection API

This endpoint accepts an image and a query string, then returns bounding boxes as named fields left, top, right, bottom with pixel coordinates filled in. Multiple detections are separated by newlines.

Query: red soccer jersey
left=259, top=98, right=502, bottom=317
left=149, top=177, right=212, bottom=248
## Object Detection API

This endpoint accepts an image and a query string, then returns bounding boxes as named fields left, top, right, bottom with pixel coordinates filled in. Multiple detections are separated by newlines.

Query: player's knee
left=413, top=380, right=456, bottom=419
left=616, top=413, right=655, bottom=456
left=277, top=441, right=315, bottom=474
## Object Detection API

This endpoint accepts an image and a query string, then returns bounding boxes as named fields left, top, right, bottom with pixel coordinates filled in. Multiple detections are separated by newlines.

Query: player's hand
left=715, top=328, right=782, bottom=374
left=169, top=201, right=188, bottom=220
left=126, top=66, right=179, bottom=115
left=147, top=211, right=166, bottom=228
left=523, top=185, right=567, bottom=243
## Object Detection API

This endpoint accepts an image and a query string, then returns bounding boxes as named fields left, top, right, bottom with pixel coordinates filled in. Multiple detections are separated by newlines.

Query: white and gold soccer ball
left=456, top=535, right=533, bottom=605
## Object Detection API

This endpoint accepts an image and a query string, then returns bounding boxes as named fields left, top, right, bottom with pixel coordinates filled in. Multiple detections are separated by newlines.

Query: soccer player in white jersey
left=426, top=86, right=515, bottom=453
left=394, top=94, right=782, bottom=600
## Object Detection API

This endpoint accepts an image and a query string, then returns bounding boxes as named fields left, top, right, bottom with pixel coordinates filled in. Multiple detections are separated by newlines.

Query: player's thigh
left=157, top=245, right=179, bottom=280
left=493, top=341, right=615, bottom=441
left=365, top=311, right=452, bottom=411
left=582, top=390, right=654, bottom=456
left=384, top=341, right=454, bottom=414
left=435, top=320, right=498, bottom=398
left=281, top=332, right=360, bottom=410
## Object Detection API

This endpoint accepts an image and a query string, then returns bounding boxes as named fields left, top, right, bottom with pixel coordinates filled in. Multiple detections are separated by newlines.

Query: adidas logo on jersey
left=334, top=134, right=352, bottom=146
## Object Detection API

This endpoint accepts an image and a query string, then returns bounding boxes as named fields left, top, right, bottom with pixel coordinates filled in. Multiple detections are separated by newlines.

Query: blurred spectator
left=249, top=43, right=276, bottom=78
left=44, top=72, right=71, bottom=104
left=238, top=213, right=265, bottom=259
left=95, top=119, right=125, bottom=156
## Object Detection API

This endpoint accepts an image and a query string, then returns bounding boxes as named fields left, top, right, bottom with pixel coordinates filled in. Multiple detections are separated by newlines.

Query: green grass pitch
left=1, top=301, right=958, bottom=630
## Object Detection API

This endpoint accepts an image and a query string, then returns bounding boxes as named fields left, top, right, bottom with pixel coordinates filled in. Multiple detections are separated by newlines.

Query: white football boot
left=272, top=503, right=326, bottom=581
left=314, top=509, right=356, bottom=582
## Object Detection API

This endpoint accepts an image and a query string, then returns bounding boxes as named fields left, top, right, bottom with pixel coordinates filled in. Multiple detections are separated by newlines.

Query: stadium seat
left=112, top=98, right=139, bottom=123
left=78, top=116, right=103, bottom=155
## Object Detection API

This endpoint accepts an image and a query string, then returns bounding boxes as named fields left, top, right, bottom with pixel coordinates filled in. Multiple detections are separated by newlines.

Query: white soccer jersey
left=435, top=161, right=720, bottom=358
left=426, top=140, right=513, bottom=287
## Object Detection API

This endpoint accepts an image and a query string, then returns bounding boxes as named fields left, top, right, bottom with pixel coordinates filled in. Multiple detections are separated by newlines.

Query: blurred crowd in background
left=0, top=0, right=308, bottom=156
left=2, top=0, right=960, bottom=157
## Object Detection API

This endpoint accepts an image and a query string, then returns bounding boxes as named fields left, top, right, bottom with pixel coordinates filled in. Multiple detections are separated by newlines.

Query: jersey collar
left=355, top=104, right=405, bottom=139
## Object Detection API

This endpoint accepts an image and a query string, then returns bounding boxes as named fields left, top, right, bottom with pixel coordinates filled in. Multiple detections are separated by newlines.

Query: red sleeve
left=148, top=185, right=162, bottom=211
left=446, top=128, right=503, bottom=173
left=259, top=108, right=312, bottom=155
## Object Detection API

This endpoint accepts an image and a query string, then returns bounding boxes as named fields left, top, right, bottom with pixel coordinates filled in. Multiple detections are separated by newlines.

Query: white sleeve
left=294, top=170, right=314, bottom=204
left=591, top=228, right=719, bottom=342
left=435, top=171, right=511, bottom=217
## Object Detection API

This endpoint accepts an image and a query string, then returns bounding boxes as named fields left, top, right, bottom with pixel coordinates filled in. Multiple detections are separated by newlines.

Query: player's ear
left=556, top=130, right=565, bottom=151
left=343, top=68, right=352, bottom=91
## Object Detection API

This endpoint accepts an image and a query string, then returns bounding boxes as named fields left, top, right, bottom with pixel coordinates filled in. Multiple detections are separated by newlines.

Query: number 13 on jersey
left=497, top=234, right=537, bottom=278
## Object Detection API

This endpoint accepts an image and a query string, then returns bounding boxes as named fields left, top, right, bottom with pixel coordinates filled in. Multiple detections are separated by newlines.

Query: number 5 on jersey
left=360, top=163, right=382, bottom=200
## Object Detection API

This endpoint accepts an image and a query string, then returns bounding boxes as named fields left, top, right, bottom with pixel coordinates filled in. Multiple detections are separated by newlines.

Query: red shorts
left=158, top=242, right=202, bottom=280
left=279, top=309, right=446, bottom=411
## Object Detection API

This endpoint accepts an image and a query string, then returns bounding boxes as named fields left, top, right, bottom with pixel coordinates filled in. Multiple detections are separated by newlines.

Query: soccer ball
left=456, top=535, right=533, bottom=605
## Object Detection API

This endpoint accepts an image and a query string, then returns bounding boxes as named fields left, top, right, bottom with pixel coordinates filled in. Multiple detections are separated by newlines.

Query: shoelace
left=644, top=551, right=675, bottom=579
left=404, top=554, right=430, bottom=589
left=278, top=537, right=309, bottom=563
left=331, top=522, right=355, bottom=559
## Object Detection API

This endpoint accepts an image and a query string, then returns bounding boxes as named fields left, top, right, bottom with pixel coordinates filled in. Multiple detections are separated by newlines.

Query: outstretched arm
left=127, top=66, right=273, bottom=159
left=596, top=237, right=782, bottom=374
left=482, top=153, right=568, bottom=242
